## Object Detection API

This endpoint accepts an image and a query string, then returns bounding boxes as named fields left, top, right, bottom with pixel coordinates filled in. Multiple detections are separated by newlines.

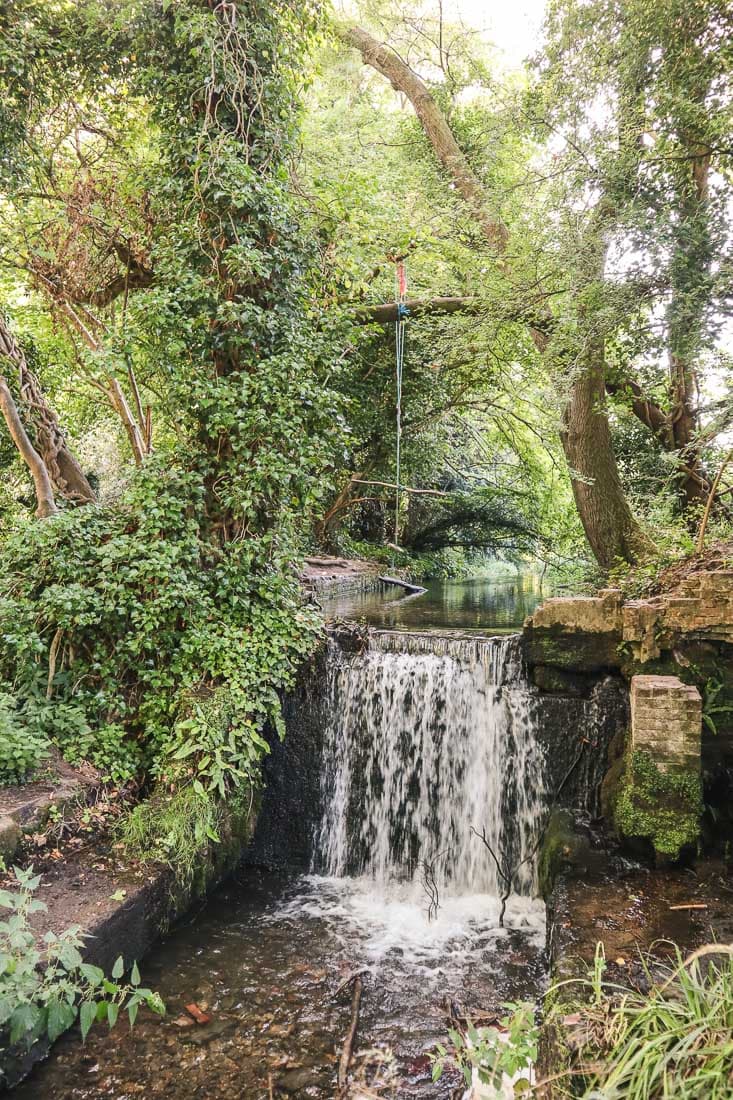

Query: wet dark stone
left=247, top=643, right=329, bottom=869
left=522, top=624, right=622, bottom=675
left=278, top=1067, right=325, bottom=1092
left=534, top=676, right=629, bottom=818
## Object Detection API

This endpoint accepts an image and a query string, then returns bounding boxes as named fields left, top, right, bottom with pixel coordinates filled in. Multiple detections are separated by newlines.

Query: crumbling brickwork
left=630, top=675, right=702, bottom=773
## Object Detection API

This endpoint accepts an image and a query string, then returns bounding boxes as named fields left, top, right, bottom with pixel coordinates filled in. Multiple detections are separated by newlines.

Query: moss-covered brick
left=614, top=750, right=702, bottom=862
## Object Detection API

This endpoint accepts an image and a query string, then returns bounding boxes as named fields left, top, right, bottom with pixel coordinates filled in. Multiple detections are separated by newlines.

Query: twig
left=338, top=974, right=364, bottom=1091
left=471, top=741, right=590, bottom=926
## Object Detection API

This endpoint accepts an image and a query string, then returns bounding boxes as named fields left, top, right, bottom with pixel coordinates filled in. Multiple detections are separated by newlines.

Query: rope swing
left=394, top=259, right=408, bottom=545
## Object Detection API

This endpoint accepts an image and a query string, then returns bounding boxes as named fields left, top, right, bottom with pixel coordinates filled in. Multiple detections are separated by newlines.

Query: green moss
left=537, top=809, right=576, bottom=896
left=614, top=750, right=702, bottom=860
left=121, top=784, right=259, bottom=897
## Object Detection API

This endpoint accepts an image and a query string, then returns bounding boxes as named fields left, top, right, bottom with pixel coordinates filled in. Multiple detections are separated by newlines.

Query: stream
left=319, top=572, right=549, bottom=633
left=16, top=573, right=554, bottom=1099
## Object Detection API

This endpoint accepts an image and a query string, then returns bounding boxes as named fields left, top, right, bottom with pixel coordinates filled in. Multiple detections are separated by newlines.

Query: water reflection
left=320, top=571, right=549, bottom=633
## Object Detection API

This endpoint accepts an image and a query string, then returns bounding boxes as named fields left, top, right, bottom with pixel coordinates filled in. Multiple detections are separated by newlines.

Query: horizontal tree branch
left=350, top=295, right=554, bottom=333
left=351, top=478, right=450, bottom=496
left=353, top=296, right=480, bottom=324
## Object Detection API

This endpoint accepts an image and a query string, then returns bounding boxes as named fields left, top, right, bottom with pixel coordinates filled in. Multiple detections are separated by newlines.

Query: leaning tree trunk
left=340, top=23, right=649, bottom=568
left=0, top=316, right=96, bottom=505
left=0, top=375, right=58, bottom=517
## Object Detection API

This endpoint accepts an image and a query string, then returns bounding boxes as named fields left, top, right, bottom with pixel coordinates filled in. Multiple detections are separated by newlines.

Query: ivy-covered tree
left=0, top=1, right=343, bottom=816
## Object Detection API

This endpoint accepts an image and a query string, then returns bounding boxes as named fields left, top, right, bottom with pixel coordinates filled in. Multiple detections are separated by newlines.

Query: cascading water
left=315, top=630, right=547, bottom=902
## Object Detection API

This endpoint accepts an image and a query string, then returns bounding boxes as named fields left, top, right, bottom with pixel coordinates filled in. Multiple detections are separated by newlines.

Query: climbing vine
left=0, top=1, right=344, bottom=819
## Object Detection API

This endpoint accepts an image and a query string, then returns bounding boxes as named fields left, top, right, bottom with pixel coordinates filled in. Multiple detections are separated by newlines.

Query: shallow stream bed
left=16, top=871, right=546, bottom=1098
left=16, top=575, right=553, bottom=1098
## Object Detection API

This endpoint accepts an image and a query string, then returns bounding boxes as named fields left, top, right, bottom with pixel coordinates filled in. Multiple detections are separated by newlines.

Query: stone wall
left=529, top=570, right=733, bottom=664
left=630, top=675, right=701, bottom=774
left=524, top=573, right=733, bottom=857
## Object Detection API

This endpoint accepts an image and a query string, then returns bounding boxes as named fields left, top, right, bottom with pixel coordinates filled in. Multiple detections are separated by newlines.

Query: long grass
left=565, top=943, right=733, bottom=1099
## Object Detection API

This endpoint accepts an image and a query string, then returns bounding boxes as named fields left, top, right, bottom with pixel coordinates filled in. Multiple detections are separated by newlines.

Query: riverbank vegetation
left=0, top=0, right=732, bottom=1085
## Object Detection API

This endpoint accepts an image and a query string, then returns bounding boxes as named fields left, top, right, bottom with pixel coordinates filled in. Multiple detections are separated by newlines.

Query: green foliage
left=702, top=678, right=733, bottom=736
left=120, top=786, right=228, bottom=890
left=0, top=692, right=48, bottom=786
left=0, top=865, right=164, bottom=1058
left=0, top=463, right=322, bottom=792
left=431, top=1001, right=537, bottom=1091
left=0, top=0, right=344, bottom=810
left=551, top=941, right=733, bottom=1099
left=614, top=751, right=702, bottom=859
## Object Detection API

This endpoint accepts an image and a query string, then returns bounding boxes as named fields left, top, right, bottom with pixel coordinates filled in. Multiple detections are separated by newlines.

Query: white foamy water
left=315, top=632, right=546, bottom=898
left=273, top=875, right=546, bottom=975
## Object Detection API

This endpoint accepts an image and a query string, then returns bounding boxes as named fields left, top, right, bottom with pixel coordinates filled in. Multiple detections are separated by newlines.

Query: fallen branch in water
left=338, top=973, right=364, bottom=1091
left=333, top=967, right=369, bottom=1001
left=378, top=574, right=427, bottom=595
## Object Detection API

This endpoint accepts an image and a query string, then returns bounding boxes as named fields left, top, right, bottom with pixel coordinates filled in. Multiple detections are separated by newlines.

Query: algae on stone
left=614, top=750, right=702, bottom=862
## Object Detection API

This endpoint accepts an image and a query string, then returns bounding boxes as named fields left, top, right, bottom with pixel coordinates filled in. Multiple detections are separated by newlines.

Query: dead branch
left=338, top=973, right=364, bottom=1092
left=471, top=740, right=590, bottom=926
left=420, top=848, right=451, bottom=921
left=696, top=446, right=733, bottom=553
left=378, top=575, right=427, bottom=595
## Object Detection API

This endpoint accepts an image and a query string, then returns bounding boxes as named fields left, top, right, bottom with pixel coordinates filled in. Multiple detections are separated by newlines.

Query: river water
left=319, top=572, right=549, bottom=633
left=15, top=574, right=551, bottom=1099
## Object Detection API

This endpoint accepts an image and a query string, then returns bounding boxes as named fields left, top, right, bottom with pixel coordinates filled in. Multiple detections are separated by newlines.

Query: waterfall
left=314, top=630, right=546, bottom=898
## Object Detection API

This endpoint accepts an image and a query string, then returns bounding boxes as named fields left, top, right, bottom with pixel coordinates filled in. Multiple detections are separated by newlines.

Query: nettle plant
left=0, top=866, right=164, bottom=1055
left=431, top=1001, right=538, bottom=1094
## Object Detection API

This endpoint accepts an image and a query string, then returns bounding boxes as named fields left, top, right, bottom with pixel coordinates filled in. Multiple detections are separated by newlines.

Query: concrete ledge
left=0, top=797, right=257, bottom=1090
left=530, top=590, right=623, bottom=634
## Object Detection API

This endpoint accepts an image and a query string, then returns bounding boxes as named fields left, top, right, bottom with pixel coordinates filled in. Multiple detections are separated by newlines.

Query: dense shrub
left=0, top=693, right=48, bottom=786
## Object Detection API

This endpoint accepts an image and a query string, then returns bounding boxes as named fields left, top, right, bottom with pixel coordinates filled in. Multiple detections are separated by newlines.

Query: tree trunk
left=0, top=316, right=96, bottom=505
left=0, top=375, right=58, bottom=517
left=667, top=142, right=712, bottom=511
left=340, top=26, right=509, bottom=256
left=561, top=345, right=653, bottom=569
